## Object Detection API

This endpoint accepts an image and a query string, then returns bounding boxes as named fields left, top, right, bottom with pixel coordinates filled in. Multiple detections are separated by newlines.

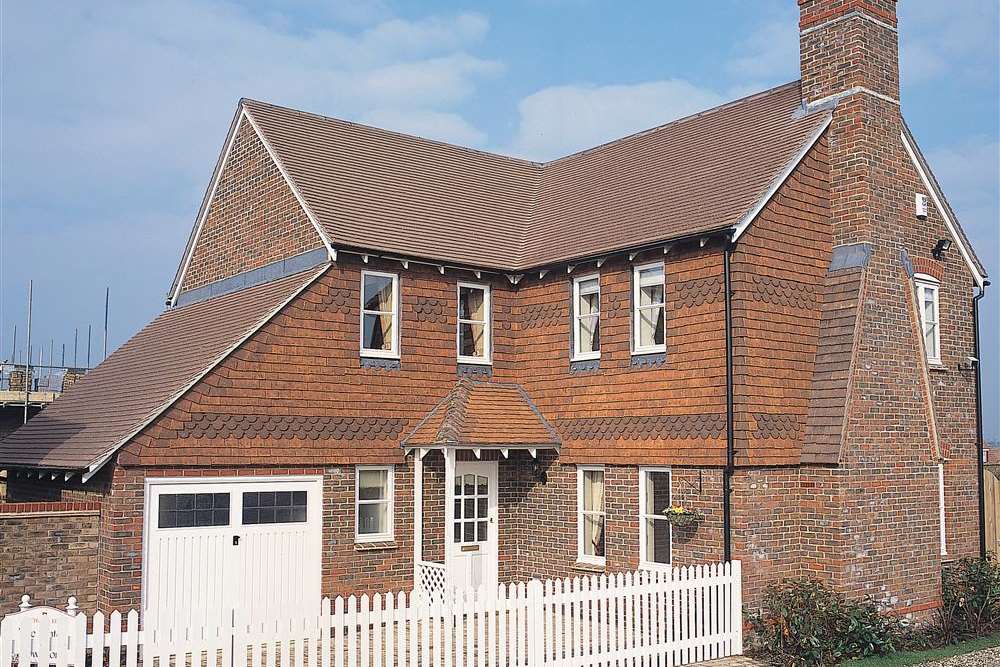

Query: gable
left=172, top=112, right=328, bottom=298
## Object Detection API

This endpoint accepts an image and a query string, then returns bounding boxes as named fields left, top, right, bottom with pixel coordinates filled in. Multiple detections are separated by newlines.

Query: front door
left=446, top=460, right=498, bottom=591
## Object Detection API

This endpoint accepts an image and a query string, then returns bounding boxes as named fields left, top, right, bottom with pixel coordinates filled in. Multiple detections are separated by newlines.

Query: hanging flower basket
left=663, top=504, right=704, bottom=528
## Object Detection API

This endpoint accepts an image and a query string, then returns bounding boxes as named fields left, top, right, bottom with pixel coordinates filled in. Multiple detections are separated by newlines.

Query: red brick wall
left=0, top=503, right=101, bottom=613
left=796, top=0, right=980, bottom=617
left=179, top=117, right=324, bottom=294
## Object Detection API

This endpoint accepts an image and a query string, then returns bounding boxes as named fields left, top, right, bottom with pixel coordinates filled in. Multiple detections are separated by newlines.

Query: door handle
left=233, top=535, right=241, bottom=546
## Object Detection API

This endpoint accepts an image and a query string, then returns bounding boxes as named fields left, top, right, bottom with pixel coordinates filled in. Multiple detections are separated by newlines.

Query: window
left=242, top=491, right=308, bottom=525
left=639, top=469, right=672, bottom=568
left=453, top=472, right=490, bottom=545
left=361, top=271, right=399, bottom=358
left=356, top=465, right=394, bottom=541
left=457, top=283, right=491, bottom=364
left=633, top=263, right=665, bottom=354
left=573, top=275, right=601, bottom=360
left=158, top=492, right=230, bottom=528
left=577, top=466, right=606, bottom=565
left=915, top=274, right=941, bottom=364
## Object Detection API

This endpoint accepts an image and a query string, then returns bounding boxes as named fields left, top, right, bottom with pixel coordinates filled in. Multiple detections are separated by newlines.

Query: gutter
left=723, top=235, right=737, bottom=562
left=974, top=279, right=990, bottom=559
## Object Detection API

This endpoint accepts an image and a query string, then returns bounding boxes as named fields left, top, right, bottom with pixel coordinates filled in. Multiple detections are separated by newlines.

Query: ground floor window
left=356, top=465, right=394, bottom=542
left=577, top=466, right=606, bottom=565
left=640, top=468, right=672, bottom=567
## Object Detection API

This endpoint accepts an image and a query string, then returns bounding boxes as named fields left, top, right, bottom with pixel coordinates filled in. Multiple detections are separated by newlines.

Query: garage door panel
left=144, top=477, right=322, bottom=636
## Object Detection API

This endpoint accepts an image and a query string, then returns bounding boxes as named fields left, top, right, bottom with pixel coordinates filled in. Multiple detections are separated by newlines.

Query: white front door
left=143, top=476, right=322, bottom=635
left=446, top=461, right=498, bottom=591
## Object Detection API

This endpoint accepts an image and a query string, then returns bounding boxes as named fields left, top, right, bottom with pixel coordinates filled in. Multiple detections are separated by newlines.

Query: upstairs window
left=633, top=263, right=666, bottom=354
left=361, top=271, right=399, bottom=358
left=577, top=466, right=606, bottom=565
left=573, top=275, right=601, bottom=360
left=457, top=282, right=491, bottom=364
left=915, top=274, right=941, bottom=365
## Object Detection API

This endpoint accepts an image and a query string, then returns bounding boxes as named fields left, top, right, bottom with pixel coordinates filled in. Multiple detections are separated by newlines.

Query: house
left=0, top=0, right=989, bottom=627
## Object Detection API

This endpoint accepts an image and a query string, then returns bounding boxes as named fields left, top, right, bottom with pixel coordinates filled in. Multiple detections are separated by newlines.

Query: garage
left=143, top=476, right=323, bottom=633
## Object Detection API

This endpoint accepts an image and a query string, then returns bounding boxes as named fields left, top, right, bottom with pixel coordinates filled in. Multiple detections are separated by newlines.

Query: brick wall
left=179, top=117, right=324, bottom=294
left=796, top=0, right=980, bottom=617
left=0, top=502, right=100, bottom=613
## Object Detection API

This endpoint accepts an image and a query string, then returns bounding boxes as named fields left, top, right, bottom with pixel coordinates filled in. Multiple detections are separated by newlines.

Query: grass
left=839, top=632, right=1000, bottom=666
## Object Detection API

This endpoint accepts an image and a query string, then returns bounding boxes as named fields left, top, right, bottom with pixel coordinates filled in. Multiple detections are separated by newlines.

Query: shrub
left=936, top=555, right=1000, bottom=642
left=747, top=578, right=902, bottom=666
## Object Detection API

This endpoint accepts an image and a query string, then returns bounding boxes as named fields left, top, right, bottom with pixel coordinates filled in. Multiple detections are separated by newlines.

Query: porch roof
left=401, top=379, right=561, bottom=451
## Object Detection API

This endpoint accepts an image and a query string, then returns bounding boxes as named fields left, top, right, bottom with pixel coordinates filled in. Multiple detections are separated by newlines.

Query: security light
left=932, top=239, right=952, bottom=260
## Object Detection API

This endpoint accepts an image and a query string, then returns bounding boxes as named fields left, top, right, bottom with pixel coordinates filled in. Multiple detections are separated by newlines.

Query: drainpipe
left=723, top=237, right=736, bottom=563
left=974, top=280, right=990, bottom=559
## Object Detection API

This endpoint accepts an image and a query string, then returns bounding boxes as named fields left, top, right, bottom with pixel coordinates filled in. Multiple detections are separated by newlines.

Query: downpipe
left=974, top=280, right=990, bottom=559
left=723, top=237, right=736, bottom=563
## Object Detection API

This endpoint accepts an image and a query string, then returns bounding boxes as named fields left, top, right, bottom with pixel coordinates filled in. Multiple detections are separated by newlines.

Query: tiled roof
left=243, top=80, right=831, bottom=271
left=402, top=379, right=561, bottom=449
left=801, top=266, right=866, bottom=464
left=0, top=266, right=328, bottom=471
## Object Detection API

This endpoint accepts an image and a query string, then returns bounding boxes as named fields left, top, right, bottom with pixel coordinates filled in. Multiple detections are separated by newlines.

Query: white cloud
left=503, top=80, right=726, bottom=161
left=724, top=17, right=798, bottom=82
left=899, top=0, right=999, bottom=85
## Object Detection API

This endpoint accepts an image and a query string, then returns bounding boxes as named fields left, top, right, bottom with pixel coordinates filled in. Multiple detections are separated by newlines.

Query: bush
left=936, top=555, right=1000, bottom=642
left=747, top=578, right=902, bottom=666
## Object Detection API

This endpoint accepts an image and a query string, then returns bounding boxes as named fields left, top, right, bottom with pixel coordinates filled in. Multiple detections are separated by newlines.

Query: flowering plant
left=662, top=504, right=704, bottom=527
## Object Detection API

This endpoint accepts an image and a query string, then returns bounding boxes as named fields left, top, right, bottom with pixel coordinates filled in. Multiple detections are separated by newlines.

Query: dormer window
left=457, top=282, right=491, bottom=364
left=361, top=271, right=399, bottom=358
left=573, top=275, right=601, bottom=360
left=633, top=262, right=666, bottom=355
left=915, top=274, right=941, bottom=365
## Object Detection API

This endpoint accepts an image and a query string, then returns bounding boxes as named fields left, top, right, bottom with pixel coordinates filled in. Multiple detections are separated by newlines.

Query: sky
left=1, top=1, right=998, bottom=437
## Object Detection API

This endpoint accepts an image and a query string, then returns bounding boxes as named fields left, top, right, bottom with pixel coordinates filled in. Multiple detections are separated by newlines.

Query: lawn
left=839, top=633, right=1000, bottom=666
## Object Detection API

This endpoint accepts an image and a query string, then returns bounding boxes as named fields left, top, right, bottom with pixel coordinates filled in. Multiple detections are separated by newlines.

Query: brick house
left=0, top=0, right=989, bottom=626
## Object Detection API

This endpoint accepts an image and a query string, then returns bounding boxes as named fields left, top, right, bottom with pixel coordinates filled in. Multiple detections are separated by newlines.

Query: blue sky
left=1, top=1, right=998, bottom=436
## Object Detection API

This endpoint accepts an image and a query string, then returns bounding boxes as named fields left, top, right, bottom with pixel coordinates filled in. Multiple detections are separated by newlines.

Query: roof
left=0, top=266, right=327, bottom=472
left=238, top=81, right=831, bottom=272
left=801, top=266, right=866, bottom=464
left=402, top=379, right=561, bottom=450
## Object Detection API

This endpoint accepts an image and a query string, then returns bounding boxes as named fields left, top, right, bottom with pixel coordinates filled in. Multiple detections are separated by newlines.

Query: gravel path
left=917, top=646, right=1000, bottom=666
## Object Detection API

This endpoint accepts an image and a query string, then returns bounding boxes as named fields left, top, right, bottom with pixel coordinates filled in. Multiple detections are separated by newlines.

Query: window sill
left=570, top=358, right=600, bottom=373
left=630, top=351, right=667, bottom=367
left=639, top=561, right=673, bottom=572
left=571, top=559, right=606, bottom=573
left=355, top=540, right=398, bottom=552
left=456, top=357, right=492, bottom=366
left=928, top=363, right=948, bottom=372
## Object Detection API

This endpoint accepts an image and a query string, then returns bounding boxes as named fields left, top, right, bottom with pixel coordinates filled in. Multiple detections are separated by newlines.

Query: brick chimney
left=798, top=0, right=902, bottom=247
left=798, top=0, right=900, bottom=107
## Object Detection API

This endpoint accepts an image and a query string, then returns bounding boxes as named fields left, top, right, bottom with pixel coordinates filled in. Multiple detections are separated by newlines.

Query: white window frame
left=360, top=270, right=400, bottom=359
left=576, top=465, right=606, bottom=566
left=572, top=274, right=601, bottom=361
left=632, top=261, right=666, bottom=355
left=355, top=465, right=394, bottom=543
left=915, top=273, right=941, bottom=365
left=638, top=467, right=673, bottom=570
left=456, top=281, right=492, bottom=365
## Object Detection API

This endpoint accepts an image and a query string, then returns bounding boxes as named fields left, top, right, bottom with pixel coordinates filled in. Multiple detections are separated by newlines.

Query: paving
left=917, top=646, right=1000, bottom=666
left=692, top=657, right=765, bottom=667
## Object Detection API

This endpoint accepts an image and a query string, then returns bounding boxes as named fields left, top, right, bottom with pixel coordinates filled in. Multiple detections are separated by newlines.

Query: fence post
left=526, top=579, right=544, bottom=666
left=732, top=560, right=743, bottom=654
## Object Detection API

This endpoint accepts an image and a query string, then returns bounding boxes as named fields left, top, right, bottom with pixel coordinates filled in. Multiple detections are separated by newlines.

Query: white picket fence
left=1, top=561, right=742, bottom=667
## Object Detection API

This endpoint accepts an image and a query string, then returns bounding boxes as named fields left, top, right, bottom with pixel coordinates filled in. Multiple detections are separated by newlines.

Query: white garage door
left=143, top=476, right=322, bottom=635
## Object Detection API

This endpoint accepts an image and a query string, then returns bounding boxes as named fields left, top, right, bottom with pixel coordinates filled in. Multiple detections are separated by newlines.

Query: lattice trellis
left=416, top=560, right=446, bottom=600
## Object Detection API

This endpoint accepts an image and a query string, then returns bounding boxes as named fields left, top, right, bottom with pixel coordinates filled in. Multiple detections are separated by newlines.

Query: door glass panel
left=453, top=468, right=490, bottom=545
left=159, top=493, right=230, bottom=529
left=243, top=490, right=308, bottom=525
